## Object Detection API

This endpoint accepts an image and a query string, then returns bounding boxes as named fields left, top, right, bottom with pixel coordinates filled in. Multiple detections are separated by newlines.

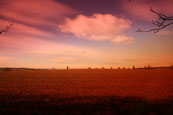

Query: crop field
left=0, top=69, right=173, bottom=114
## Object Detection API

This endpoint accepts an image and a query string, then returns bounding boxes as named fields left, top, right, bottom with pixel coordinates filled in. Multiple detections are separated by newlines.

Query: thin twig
left=0, top=24, right=13, bottom=35
left=137, top=8, right=173, bottom=33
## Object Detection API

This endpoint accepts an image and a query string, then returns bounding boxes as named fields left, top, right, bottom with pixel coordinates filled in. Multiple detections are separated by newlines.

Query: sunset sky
left=0, top=0, right=172, bottom=69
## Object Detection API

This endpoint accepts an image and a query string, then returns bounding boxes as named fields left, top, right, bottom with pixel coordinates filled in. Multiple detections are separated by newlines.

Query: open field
left=0, top=69, right=173, bottom=114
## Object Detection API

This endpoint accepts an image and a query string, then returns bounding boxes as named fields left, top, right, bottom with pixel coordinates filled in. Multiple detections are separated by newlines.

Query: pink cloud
left=58, top=14, right=134, bottom=44
left=0, top=0, right=77, bottom=26
left=111, top=35, right=134, bottom=44
left=122, top=0, right=173, bottom=21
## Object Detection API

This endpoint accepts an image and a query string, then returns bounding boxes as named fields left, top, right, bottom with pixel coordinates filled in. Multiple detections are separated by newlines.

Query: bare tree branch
left=0, top=24, right=13, bottom=35
left=137, top=7, right=173, bottom=33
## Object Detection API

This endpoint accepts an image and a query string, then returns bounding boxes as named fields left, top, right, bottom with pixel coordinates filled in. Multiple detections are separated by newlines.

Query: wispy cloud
left=0, top=0, right=82, bottom=68
left=59, top=14, right=134, bottom=44
left=0, top=0, right=77, bottom=36
left=0, top=0, right=76, bottom=24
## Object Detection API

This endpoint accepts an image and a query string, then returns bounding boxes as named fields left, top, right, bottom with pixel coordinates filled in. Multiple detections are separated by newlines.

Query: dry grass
left=0, top=69, right=173, bottom=114
left=0, top=69, right=172, bottom=100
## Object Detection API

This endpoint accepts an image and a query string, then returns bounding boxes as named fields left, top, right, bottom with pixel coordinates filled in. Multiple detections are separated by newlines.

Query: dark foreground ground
left=0, top=69, right=173, bottom=114
left=0, top=95, right=173, bottom=114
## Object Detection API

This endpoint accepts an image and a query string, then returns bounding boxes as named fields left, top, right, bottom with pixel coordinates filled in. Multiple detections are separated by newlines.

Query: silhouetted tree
left=0, top=24, right=13, bottom=35
left=128, top=0, right=173, bottom=33
left=137, top=7, right=173, bottom=33
left=148, top=65, right=151, bottom=69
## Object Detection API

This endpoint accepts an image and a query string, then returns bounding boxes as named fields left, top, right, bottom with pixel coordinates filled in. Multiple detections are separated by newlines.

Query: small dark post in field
left=148, top=65, right=151, bottom=69
left=67, top=66, right=69, bottom=70
left=132, top=66, right=135, bottom=69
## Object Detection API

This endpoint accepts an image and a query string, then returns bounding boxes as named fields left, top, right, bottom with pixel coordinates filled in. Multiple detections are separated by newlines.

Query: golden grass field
left=0, top=69, right=173, bottom=114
